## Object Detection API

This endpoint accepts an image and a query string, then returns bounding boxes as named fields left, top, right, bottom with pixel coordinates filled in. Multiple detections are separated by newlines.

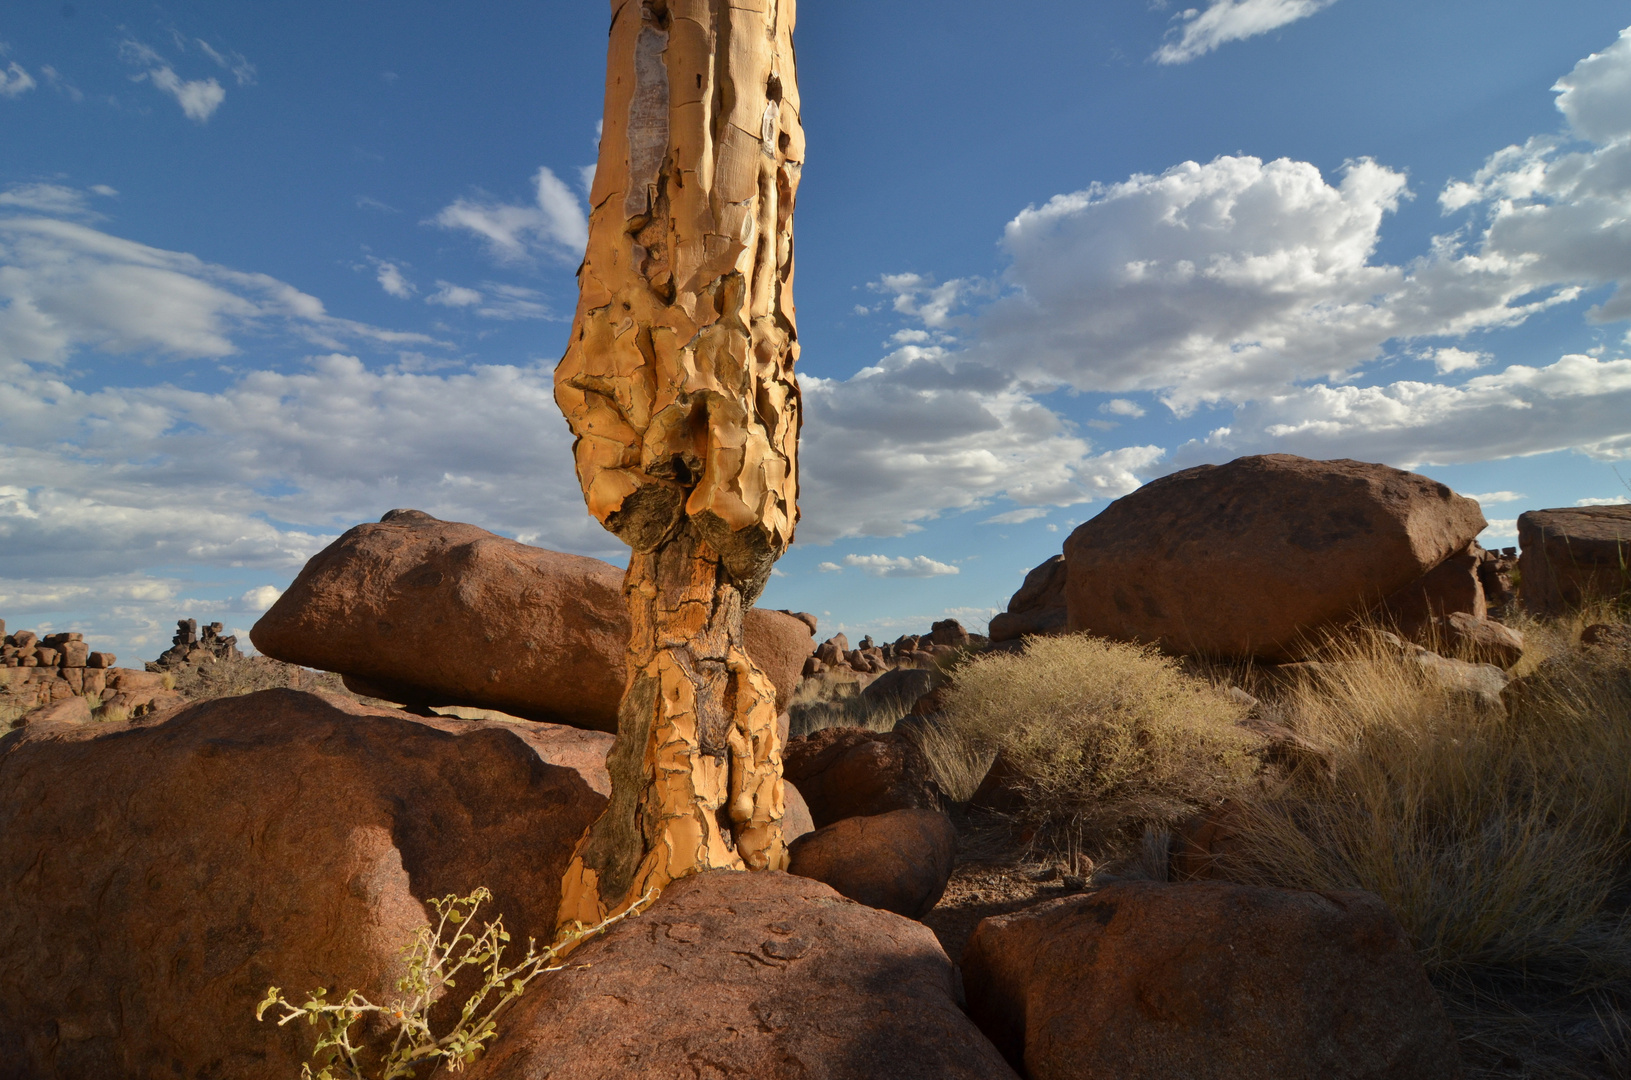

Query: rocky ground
left=4, top=457, right=1629, bottom=1080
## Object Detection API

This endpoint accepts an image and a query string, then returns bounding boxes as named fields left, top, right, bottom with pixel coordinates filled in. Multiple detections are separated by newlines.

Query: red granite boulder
left=459, top=870, right=1019, bottom=1080
left=962, top=880, right=1461, bottom=1080
left=0, top=689, right=611, bottom=1080
left=1518, top=505, right=1631, bottom=616
left=787, top=808, right=957, bottom=919
left=251, top=510, right=813, bottom=732
left=1063, top=455, right=1486, bottom=661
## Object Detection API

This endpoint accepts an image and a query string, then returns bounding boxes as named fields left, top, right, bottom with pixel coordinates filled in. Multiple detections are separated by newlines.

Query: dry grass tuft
left=1206, top=613, right=1631, bottom=1075
left=900, top=714, right=995, bottom=804
left=940, top=635, right=1262, bottom=852
left=1225, top=629, right=1631, bottom=991
left=787, top=671, right=903, bottom=738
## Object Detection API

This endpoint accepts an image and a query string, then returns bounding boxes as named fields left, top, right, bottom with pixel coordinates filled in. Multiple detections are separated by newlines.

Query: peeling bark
left=555, top=0, right=802, bottom=930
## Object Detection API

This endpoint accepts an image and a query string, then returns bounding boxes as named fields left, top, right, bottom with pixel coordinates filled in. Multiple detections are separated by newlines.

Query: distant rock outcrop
left=803, top=619, right=976, bottom=679
left=147, top=618, right=243, bottom=671
left=0, top=618, right=167, bottom=723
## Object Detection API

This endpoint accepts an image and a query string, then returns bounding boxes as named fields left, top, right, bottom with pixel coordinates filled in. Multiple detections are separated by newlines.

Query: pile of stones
left=0, top=619, right=118, bottom=713
left=804, top=619, right=976, bottom=678
left=147, top=619, right=242, bottom=672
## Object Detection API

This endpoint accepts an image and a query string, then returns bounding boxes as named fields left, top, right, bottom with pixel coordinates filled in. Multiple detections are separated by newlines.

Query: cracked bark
left=554, top=0, right=803, bottom=931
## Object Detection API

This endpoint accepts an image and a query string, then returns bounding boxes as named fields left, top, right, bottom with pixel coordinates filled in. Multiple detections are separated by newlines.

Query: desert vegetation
left=918, top=603, right=1631, bottom=1076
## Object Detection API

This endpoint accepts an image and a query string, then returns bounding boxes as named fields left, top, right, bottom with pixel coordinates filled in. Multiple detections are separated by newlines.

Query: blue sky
left=3, top=0, right=1631, bottom=660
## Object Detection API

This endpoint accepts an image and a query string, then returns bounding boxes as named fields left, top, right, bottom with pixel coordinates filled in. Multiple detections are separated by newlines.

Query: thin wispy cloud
left=842, top=554, right=961, bottom=578
left=0, top=61, right=36, bottom=98
left=431, top=166, right=587, bottom=264
left=1154, top=0, right=1339, bottom=65
left=119, top=38, right=229, bottom=122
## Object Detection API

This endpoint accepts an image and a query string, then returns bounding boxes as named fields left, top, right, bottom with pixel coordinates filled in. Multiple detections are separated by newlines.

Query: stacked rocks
left=1, top=619, right=117, bottom=713
left=803, top=619, right=975, bottom=678
left=148, top=618, right=242, bottom=672
left=1480, top=546, right=1519, bottom=614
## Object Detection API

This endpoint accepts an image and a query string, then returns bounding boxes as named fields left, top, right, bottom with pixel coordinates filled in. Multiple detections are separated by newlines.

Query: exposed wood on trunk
left=554, top=0, right=803, bottom=930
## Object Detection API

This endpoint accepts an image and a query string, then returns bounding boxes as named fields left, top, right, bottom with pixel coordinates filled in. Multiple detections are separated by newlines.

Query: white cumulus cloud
left=796, top=345, right=1165, bottom=541
left=240, top=585, right=283, bottom=612
left=375, top=261, right=414, bottom=299
left=1553, top=26, right=1631, bottom=145
left=148, top=66, right=225, bottom=122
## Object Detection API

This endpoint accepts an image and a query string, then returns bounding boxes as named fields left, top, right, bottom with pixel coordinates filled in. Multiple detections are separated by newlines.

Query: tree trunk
left=556, top=524, right=787, bottom=929
left=554, top=0, right=803, bottom=929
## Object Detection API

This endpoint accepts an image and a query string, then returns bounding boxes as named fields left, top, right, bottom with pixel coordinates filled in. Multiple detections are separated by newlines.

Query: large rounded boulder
left=250, top=510, right=814, bottom=731
left=0, top=689, right=612, bottom=1080
left=1062, top=455, right=1486, bottom=661
left=460, top=869, right=1020, bottom=1080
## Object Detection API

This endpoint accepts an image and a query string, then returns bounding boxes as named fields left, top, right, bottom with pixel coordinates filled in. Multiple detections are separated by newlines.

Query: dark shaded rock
left=962, top=880, right=1462, bottom=1080
left=783, top=727, right=944, bottom=827
left=1379, top=543, right=1485, bottom=638
left=989, top=555, right=1069, bottom=642
left=861, top=667, right=939, bottom=712
left=1518, top=505, right=1631, bottom=616
left=787, top=808, right=957, bottom=919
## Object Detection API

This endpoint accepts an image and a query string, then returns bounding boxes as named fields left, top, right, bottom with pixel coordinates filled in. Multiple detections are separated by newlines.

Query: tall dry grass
left=939, top=635, right=1261, bottom=850
left=1223, top=627, right=1631, bottom=998
left=785, top=671, right=906, bottom=738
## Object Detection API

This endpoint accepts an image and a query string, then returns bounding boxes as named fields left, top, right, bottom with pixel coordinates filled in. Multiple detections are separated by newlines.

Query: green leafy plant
left=257, top=887, right=651, bottom=1079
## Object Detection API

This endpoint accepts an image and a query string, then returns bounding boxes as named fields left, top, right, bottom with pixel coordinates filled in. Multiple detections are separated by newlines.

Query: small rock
left=783, top=727, right=944, bottom=827
left=783, top=780, right=815, bottom=843
left=787, top=808, right=957, bottom=919
left=18, top=696, right=91, bottom=726
left=1441, top=611, right=1524, bottom=668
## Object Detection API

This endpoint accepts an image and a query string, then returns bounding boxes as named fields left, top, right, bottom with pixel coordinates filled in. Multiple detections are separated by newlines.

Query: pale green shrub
left=941, top=635, right=1260, bottom=845
left=259, top=887, right=649, bottom=1079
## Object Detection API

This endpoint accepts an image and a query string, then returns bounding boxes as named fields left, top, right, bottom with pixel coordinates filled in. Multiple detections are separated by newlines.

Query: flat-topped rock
left=1518, top=505, right=1631, bottom=616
